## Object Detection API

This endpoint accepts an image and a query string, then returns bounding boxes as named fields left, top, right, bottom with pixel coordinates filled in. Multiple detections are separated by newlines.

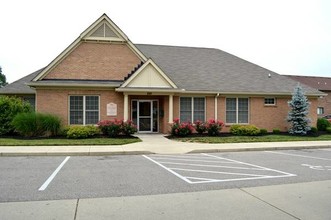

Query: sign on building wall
left=107, top=103, right=117, bottom=116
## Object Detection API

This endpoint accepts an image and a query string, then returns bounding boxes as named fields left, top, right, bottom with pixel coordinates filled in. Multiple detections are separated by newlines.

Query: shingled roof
left=0, top=68, right=44, bottom=94
left=0, top=44, right=325, bottom=96
left=136, top=44, right=323, bottom=95
left=285, top=75, right=331, bottom=91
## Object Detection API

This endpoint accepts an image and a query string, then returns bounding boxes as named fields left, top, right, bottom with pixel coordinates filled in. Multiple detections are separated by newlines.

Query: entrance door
left=132, top=100, right=158, bottom=133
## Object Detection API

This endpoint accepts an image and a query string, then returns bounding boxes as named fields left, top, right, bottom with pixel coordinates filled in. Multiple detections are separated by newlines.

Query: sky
left=1, top=0, right=331, bottom=83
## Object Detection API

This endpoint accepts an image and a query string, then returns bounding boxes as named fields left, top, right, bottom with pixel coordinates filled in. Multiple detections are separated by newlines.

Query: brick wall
left=44, top=42, right=141, bottom=80
left=318, top=91, right=331, bottom=116
left=36, top=88, right=124, bottom=125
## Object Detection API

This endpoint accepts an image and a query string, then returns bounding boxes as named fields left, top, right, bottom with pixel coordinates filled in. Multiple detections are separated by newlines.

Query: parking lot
left=1, top=148, right=331, bottom=203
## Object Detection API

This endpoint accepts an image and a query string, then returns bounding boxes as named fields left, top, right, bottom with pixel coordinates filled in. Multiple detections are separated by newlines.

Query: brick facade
left=44, top=42, right=141, bottom=80
left=318, top=91, right=331, bottom=116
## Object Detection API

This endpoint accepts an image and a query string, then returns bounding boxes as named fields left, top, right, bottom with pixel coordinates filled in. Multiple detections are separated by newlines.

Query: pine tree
left=287, top=84, right=311, bottom=135
left=0, top=66, right=8, bottom=88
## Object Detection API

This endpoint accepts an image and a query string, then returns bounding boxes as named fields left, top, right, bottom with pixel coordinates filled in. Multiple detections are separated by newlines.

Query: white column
left=168, top=94, right=173, bottom=123
left=214, top=95, right=218, bottom=120
left=124, top=94, right=129, bottom=121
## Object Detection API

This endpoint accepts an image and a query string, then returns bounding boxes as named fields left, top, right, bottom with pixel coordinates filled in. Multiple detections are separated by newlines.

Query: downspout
left=215, top=93, right=220, bottom=120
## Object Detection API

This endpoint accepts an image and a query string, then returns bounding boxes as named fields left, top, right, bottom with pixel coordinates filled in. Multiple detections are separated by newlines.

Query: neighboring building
left=286, top=75, right=331, bottom=117
left=0, top=14, right=324, bottom=133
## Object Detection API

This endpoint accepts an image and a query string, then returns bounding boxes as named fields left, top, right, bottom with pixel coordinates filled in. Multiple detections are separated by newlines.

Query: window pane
left=226, top=98, right=236, bottom=123
left=238, top=98, right=248, bottom=123
left=86, top=96, right=99, bottom=110
left=193, top=97, right=205, bottom=122
left=86, top=111, right=99, bottom=124
left=70, top=96, right=83, bottom=124
left=264, top=98, right=275, bottom=105
left=180, top=97, right=192, bottom=122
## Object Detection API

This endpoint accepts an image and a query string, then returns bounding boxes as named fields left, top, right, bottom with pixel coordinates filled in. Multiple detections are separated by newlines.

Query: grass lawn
left=0, top=137, right=141, bottom=146
left=173, top=134, right=331, bottom=144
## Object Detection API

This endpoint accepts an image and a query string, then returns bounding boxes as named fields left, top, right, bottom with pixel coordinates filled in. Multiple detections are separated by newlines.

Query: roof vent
left=268, top=73, right=271, bottom=78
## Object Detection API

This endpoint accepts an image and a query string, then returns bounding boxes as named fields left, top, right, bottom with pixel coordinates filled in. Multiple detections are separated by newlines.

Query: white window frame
left=225, top=97, right=249, bottom=124
left=68, top=95, right=100, bottom=125
left=317, top=107, right=324, bottom=115
left=179, top=97, right=206, bottom=122
left=264, top=97, right=276, bottom=106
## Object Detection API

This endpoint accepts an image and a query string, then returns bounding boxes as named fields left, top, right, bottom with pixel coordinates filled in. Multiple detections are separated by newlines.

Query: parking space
left=1, top=148, right=331, bottom=203
left=143, top=154, right=295, bottom=184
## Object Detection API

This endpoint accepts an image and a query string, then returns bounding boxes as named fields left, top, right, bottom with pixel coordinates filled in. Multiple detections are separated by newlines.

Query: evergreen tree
left=0, top=66, right=8, bottom=88
left=287, top=84, right=311, bottom=135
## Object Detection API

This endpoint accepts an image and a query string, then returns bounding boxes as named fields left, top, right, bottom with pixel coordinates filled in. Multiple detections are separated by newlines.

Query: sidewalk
left=1, top=180, right=331, bottom=220
left=0, top=134, right=331, bottom=156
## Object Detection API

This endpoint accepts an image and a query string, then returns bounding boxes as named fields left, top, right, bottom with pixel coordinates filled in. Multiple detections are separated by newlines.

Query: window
left=180, top=97, right=205, bottom=122
left=69, top=96, right=99, bottom=125
left=317, top=107, right=324, bottom=115
left=264, top=98, right=276, bottom=105
left=226, top=98, right=249, bottom=124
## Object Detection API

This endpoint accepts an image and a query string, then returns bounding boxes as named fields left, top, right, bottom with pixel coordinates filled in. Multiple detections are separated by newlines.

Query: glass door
left=132, top=100, right=158, bottom=133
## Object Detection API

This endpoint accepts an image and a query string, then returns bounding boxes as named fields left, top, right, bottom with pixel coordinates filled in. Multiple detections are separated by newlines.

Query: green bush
left=170, top=119, right=194, bottom=137
left=0, top=96, right=32, bottom=135
left=260, top=128, right=268, bottom=135
left=309, top=126, right=318, bottom=135
left=273, top=128, right=281, bottom=134
left=66, top=126, right=100, bottom=139
left=317, top=118, right=330, bottom=131
left=326, top=127, right=331, bottom=134
left=206, top=119, right=224, bottom=136
left=12, top=112, right=61, bottom=137
left=230, top=125, right=260, bottom=136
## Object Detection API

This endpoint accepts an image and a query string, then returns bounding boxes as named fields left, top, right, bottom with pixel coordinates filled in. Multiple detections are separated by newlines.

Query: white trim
left=121, top=59, right=177, bottom=89
left=169, top=95, right=173, bottom=123
left=264, top=97, right=276, bottom=106
left=131, top=99, right=159, bottom=133
left=179, top=97, right=206, bottom=122
left=68, top=95, right=100, bottom=125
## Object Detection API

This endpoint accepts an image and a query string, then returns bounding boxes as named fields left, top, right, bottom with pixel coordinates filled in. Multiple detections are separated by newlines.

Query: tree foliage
left=287, top=84, right=311, bottom=135
left=0, top=96, right=32, bottom=135
left=0, top=66, right=8, bottom=88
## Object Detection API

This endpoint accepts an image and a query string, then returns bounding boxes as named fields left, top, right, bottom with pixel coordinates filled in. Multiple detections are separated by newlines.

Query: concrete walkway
left=0, top=134, right=331, bottom=156
left=1, top=180, right=331, bottom=219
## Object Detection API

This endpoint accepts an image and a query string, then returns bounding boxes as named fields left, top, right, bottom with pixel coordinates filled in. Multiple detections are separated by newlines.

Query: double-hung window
left=180, top=97, right=205, bottom=122
left=226, top=98, right=249, bottom=124
left=69, top=95, right=99, bottom=125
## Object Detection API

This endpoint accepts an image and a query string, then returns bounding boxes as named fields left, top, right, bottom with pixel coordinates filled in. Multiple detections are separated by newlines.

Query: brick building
left=0, top=14, right=324, bottom=133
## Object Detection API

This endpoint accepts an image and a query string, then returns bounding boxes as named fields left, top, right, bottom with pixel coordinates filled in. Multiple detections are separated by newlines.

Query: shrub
left=206, top=119, right=224, bottom=136
left=273, top=129, right=281, bottom=134
left=194, top=120, right=207, bottom=134
left=0, top=96, right=32, bottom=135
left=230, top=125, right=260, bottom=136
left=12, top=112, right=61, bottom=137
left=170, top=119, right=194, bottom=137
left=326, top=127, right=331, bottom=134
left=97, top=119, right=137, bottom=137
left=260, top=128, right=268, bottom=135
left=121, top=120, right=138, bottom=136
left=66, top=126, right=100, bottom=139
left=309, top=126, right=318, bottom=135
left=317, top=118, right=330, bottom=131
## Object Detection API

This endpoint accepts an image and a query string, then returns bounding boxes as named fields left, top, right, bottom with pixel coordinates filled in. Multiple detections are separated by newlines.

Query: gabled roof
left=0, top=68, right=43, bottom=94
left=285, top=75, right=331, bottom=91
left=136, top=44, right=324, bottom=96
left=33, top=14, right=147, bottom=81
left=120, top=59, right=177, bottom=89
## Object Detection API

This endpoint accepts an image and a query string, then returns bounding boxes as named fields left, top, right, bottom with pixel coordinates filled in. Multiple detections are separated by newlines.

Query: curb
left=189, top=145, right=331, bottom=154
left=0, top=151, right=155, bottom=157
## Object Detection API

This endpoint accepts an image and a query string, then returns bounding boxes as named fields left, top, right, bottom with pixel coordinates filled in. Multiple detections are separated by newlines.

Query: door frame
left=131, top=99, right=159, bottom=133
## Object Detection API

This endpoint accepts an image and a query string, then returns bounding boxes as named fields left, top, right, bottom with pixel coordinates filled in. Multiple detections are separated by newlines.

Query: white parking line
left=38, top=156, right=70, bottom=191
left=144, top=154, right=295, bottom=184
left=265, top=151, right=331, bottom=161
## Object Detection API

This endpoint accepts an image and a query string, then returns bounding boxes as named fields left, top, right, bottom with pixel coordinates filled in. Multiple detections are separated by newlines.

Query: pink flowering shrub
left=206, top=119, right=224, bottom=136
left=170, top=118, right=194, bottom=137
left=194, top=120, right=207, bottom=134
left=97, top=119, right=137, bottom=137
